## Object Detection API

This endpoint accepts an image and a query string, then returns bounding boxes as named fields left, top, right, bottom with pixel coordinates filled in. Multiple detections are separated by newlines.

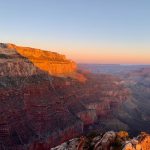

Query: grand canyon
left=0, top=43, right=150, bottom=150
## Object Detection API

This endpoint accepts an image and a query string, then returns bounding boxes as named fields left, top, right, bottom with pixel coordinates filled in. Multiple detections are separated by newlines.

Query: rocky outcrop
left=52, top=131, right=150, bottom=150
left=51, top=138, right=80, bottom=150
left=123, top=132, right=150, bottom=150
left=94, top=131, right=116, bottom=150
left=52, top=131, right=117, bottom=150
left=0, top=43, right=77, bottom=76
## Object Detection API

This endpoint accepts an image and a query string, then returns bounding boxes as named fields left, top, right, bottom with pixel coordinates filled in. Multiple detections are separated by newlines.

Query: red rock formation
left=7, top=43, right=77, bottom=75
left=0, top=43, right=77, bottom=77
left=0, top=43, right=130, bottom=149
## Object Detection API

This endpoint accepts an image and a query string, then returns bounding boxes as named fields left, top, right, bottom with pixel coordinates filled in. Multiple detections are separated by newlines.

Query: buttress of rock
left=6, top=43, right=77, bottom=75
left=0, top=43, right=86, bottom=81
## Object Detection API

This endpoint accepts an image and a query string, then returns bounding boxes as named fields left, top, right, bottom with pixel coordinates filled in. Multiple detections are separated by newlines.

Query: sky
left=0, top=0, right=150, bottom=64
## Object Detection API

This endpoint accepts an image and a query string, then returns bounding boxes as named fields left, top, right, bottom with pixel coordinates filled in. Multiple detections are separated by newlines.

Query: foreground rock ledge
left=52, top=131, right=150, bottom=150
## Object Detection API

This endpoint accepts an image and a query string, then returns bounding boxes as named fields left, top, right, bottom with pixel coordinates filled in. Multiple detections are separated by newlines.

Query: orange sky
left=66, top=50, right=150, bottom=64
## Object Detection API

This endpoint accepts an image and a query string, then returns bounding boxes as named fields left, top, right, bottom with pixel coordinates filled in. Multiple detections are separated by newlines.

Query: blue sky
left=0, top=0, right=150, bottom=64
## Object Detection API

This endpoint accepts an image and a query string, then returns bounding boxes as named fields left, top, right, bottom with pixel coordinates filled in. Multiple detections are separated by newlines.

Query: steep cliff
left=0, top=43, right=77, bottom=76
left=0, top=43, right=83, bottom=149
left=0, top=43, right=129, bottom=149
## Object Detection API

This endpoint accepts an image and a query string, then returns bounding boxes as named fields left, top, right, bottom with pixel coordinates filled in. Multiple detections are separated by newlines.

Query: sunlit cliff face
left=5, top=43, right=86, bottom=82
left=7, top=44, right=77, bottom=75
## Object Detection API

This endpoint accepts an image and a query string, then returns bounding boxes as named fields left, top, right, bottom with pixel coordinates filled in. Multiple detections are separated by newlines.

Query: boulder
left=94, top=131, right=116, bottom=150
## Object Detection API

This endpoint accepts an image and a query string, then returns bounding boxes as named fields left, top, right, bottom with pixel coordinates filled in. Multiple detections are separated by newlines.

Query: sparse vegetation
left=0, top=54, right=9, bottom=59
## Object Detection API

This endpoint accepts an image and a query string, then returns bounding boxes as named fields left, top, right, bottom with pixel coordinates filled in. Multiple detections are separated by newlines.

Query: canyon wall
left=0, top=43, right=130, bottom=149
left=0, top=43, right=77, bottom=76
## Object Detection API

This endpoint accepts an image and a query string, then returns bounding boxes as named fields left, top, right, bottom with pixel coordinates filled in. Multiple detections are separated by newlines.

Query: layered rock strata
left=0, top=43, right=129, bottom=149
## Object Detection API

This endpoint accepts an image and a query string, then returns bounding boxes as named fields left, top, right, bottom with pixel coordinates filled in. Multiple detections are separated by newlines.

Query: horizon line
left=78, top=63, right=150, bottom=66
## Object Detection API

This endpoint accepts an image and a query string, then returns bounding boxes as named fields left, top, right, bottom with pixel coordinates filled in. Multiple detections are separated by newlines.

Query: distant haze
left=0, top=0, right=150, bottom=64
